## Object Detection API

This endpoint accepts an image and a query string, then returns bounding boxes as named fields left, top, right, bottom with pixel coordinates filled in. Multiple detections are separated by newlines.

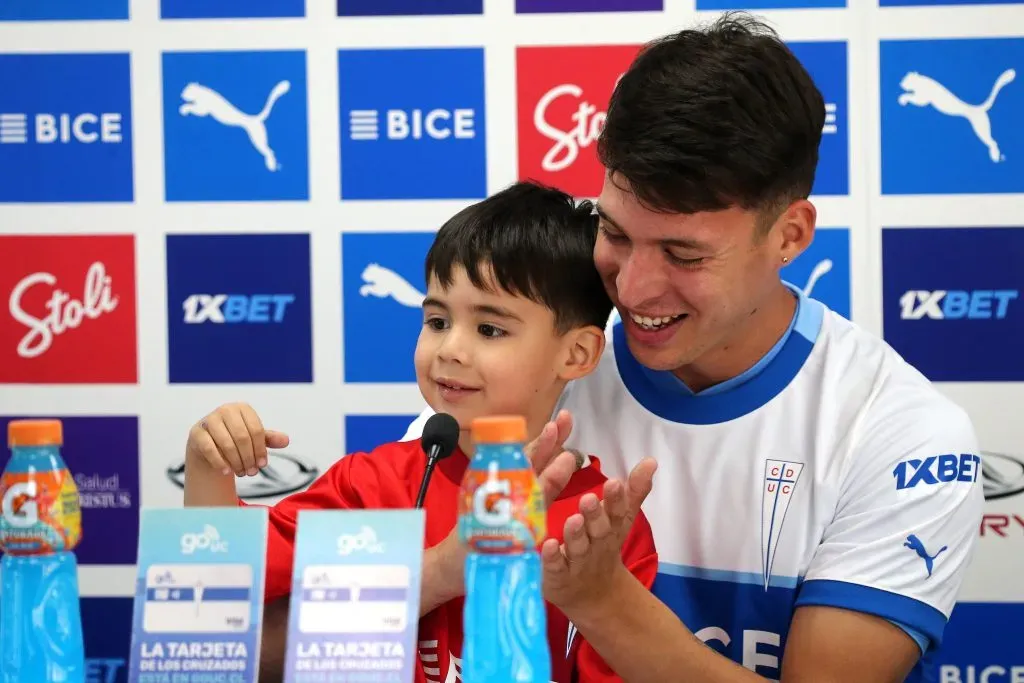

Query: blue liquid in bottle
left=459, top=415, right=551, bottom=683
left=0, top=419, right=86, bottom=683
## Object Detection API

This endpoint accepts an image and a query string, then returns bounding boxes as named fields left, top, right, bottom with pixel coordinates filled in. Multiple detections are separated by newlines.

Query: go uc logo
left=180, top=524, right=228, bottom=554
left=337, top=526, right=384, bottom=556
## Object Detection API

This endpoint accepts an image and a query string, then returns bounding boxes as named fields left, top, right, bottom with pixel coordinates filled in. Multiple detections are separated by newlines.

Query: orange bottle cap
left=471, top=415, right=527, bottom=444
left=8, top=419, right=63, bottom=447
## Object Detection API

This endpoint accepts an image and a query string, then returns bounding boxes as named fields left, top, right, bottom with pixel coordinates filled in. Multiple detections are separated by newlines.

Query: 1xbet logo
left=166, top=234, right=312, bottom=383
left=339, top=48, right=486, bottom=200
left=882, top=227, right=1024, bottom=381
left=894, top=454, right=981, bottom=490
left=182, top=294, right=295, bottom=324
left=0, top=53, right=133, bottom=203
left=899, top=290, right=1017, bottom=320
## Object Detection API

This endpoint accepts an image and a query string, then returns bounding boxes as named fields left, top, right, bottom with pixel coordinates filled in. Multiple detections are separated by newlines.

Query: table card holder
left=283, top=509, right=426, bottom=683
left=127, top=506, right=270, bottom=683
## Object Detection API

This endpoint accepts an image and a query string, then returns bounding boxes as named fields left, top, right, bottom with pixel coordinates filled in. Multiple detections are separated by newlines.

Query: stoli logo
left=0, top=235, right=137, bottom=384
left=534, top=81, right=617, bottom=173
left=10, top=262, right=119, bottom=359
left=517, top=45, right=640, bottom=198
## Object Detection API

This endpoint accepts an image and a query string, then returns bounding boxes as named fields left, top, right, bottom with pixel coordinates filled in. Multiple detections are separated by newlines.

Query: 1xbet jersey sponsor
left=165, top=234, right=312, bottom=383
left=338, top=48, right=486, bottom=200
left=0, top=416, right=139, bottom=565
left=162, top=50, right=309, bottom=202
left=161, top=0, right=304, bottom=18
left=0, top=235, right=137, bottom=384
left=0, top=53, right=133, bottom=203
left=341, top=232, right=435, bottom=382
left=515, top=41, right=847, bottom=197
left=881, top=37, right=1022, bottom=195
left=882, top=227, right=1023, bottom=382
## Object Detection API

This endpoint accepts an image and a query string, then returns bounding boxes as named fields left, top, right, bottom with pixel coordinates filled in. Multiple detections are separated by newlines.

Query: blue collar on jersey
left=612, top=281, right=825, bottom=425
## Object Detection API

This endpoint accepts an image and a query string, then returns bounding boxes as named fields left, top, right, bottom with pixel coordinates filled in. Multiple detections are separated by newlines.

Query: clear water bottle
left=458, top=415, right=551, bottom=683
left=0, top=419, right=86, bottom=683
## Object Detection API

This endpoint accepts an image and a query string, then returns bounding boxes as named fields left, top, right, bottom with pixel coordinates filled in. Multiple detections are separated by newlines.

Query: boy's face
left=414, top=264, right=596, bottom=450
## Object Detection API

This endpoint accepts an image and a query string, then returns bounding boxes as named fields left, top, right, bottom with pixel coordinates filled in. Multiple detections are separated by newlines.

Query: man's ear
left=558, top=325, right=605, bottom=381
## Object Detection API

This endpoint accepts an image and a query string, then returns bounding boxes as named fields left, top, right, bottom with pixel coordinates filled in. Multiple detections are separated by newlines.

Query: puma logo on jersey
left=359, top=263, right=425, bottom=308
left=179, top=80, right=291, bottom=171
left=904, top=534, right=947, bottom=577
left=898, top=69, right=1016, bottom=163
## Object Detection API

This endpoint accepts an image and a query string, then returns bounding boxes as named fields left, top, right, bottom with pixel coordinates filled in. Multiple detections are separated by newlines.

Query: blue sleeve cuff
left=887, top=619, right=930, bottom=654
left=796, top=579, right=948, bottom=648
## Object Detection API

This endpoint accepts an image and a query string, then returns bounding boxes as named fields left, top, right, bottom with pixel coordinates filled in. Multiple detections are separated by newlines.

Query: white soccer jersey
left=403, top=284, right=984, bottom=682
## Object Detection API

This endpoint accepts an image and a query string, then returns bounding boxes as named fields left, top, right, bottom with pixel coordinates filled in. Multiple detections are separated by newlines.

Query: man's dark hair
left=425, top=180, right=612, bottom=333
left=597, top=11, right=826, bottom=225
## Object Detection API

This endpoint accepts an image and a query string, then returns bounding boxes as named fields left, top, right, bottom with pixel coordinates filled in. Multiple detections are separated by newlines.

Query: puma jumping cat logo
left=898, top=69, right=1016, bottom=163
left=179, top=80, right=291, bottom=171
left=359, top=263, right=425, bottom=308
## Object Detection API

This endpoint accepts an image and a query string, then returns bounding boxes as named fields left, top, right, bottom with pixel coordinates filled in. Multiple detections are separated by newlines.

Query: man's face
left=593, top=173, right=783, bottom=375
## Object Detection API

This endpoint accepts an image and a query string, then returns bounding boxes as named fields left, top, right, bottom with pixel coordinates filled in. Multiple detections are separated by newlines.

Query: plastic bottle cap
left=8, top=419, right=63, bottom=447
left=471, top=415, right=528, bottom=444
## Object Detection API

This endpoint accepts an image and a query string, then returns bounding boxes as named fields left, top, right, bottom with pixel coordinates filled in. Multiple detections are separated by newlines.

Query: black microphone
left=414, top=413, right=460, bottom=509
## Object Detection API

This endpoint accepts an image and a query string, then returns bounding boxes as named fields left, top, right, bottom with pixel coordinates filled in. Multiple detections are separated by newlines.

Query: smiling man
left=403, top=11, right=984, bottom=683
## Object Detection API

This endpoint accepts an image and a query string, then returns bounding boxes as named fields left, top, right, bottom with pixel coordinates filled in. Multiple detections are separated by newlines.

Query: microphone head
left=421, top=413, right=460, bottom=461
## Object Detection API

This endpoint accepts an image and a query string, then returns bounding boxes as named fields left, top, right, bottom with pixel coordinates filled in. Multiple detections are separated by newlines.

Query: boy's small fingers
left=205, top=417, right=244, bottom=476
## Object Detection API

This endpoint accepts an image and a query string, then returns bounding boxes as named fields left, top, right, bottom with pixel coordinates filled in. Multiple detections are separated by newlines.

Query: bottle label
left=459, top=460, right=546, bottom=553
left=0, top=468, right=82, bottom=554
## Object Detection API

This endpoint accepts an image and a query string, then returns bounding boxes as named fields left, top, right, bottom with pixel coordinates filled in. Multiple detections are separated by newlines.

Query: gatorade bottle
left=0, top=419, right=86, bottom=683
left=458, top=415, right=551, bottom=683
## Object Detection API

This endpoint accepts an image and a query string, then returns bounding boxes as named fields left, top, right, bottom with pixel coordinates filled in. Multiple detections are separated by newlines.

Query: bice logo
left=339, top=48, right=486, bottom=200
left=162, top=50, right=309, bottom=202
left=166, top=234, right=312, bottom=383
left=882, top=227, right=1024, bottom=381
left=787, top=41, right=849, bottom=196
left=0, top=53, right=133, bottom=203
left=342, top=232, right=436, bottom=382
left=181, top=524, right=228, bottom=554
left=0, top=236, right=137, bottom=384
left=516, top=45, right=640, bottom=198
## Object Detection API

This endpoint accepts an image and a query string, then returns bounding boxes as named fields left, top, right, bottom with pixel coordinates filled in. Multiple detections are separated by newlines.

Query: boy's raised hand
left=187, top=402, right=290, bottom=477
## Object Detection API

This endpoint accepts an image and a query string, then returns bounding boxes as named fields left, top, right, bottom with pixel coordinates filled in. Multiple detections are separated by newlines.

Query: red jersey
left=248, top=439, right=658, bottom=683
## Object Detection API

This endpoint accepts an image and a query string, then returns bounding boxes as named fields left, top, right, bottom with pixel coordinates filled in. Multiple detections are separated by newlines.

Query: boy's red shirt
left=247, top=439, right=658, bottom=683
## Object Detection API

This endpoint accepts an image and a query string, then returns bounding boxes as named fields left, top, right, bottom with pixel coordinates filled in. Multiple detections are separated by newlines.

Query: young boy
left=183, top=181, right=658, bottom=683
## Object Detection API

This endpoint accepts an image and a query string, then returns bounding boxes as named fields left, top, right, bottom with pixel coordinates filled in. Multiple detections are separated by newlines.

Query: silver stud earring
left=782, top=256, right=789, bottom=264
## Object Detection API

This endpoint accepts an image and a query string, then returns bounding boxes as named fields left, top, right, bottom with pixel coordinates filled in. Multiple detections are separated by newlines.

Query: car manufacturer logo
left=165, top=451, right=319, bottom=499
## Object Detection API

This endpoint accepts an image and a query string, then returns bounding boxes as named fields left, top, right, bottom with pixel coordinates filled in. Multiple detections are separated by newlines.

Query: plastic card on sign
left=284, top=509, right=425, bottom=683
left=127, top=507, right=269, bottom=683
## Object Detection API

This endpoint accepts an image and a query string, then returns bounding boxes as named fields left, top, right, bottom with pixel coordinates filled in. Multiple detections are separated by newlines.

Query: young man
left=182, top=181, right=658, bottom=683
left=402, top=12, right=984, bottom=683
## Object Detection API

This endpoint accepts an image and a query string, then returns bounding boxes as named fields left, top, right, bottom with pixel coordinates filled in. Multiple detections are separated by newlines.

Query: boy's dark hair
left=425, top=180, right=613, bottom=333
left=597, top=11, right=826, bottom=226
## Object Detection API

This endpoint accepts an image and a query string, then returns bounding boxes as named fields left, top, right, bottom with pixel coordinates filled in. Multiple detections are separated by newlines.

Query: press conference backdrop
left=0, top=0, right=1021, bottom=680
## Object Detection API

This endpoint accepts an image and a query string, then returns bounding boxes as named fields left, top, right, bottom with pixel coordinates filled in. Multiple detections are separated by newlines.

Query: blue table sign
left=127, top=506, right=270, bottom=683
left=284, top=509, right=426, bottom=683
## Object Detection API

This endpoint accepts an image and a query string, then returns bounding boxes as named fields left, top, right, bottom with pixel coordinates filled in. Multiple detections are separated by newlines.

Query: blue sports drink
left=459, top=415, right=551, bottom=683
left=0, top=419, right=86, bottom=683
